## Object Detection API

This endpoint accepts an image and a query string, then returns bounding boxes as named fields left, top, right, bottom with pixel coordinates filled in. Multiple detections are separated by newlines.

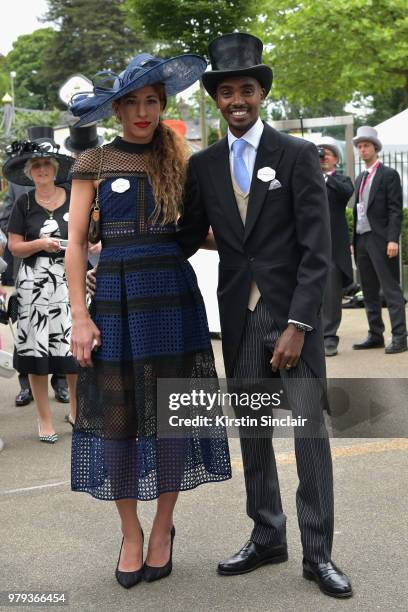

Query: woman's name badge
left=111, top=178, right=130, bottom=193
left=257, top=167, right=276, bottom=182
left=63, top=212, right=69, bottom=222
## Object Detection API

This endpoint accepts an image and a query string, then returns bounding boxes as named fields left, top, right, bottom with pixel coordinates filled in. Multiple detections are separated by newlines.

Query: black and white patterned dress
left=7, top=189, right=78, bottom=375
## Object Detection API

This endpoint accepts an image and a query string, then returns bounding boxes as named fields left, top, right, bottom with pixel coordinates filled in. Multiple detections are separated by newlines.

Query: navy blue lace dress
left=70, top=137, right=231, bottom=500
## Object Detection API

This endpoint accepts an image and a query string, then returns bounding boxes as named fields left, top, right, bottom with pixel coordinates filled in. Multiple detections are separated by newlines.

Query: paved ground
left=0, top=302, right=407, bottom=612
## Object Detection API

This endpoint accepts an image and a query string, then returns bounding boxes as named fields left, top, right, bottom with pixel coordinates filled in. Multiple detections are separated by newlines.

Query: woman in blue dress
left=66, top=53, right=231, bottom=588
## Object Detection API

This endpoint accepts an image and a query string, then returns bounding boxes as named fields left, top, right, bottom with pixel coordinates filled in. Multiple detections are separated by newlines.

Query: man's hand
left=270, top=324, right=305, bottom=372
left=387, top=241, right=398, bottom=258
left=86, top=267, right=97, bottom=297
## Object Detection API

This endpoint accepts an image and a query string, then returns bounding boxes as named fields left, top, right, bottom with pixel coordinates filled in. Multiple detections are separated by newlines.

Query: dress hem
left=71, top=473, right=232, bottom=502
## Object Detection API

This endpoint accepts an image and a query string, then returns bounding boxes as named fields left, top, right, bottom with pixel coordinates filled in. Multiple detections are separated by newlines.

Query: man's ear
left=260, top=87, right=266, bottom=101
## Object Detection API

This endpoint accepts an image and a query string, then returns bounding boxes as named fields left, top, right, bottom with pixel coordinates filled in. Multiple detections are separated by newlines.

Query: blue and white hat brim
left=70, top=53, right=207, bottom=127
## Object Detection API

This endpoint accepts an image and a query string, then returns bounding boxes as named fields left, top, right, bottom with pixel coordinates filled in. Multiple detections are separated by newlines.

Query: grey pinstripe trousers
left=232, top=299, right=334, bottom=563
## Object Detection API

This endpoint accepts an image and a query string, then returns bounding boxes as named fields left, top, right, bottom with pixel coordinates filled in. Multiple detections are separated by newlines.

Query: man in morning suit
left=176, top=33, right=352, bottom=598
left=352, top=126, right=407, bottom=354
left=317, top=137, right=354, bottom=357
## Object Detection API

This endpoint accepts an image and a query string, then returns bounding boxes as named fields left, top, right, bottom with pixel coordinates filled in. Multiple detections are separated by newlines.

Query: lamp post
left=1, top=93, right=13, bottom=136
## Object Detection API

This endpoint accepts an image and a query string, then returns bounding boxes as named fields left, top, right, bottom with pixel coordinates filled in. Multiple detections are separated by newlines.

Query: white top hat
left=352, top=126, right=382, bottom=151
left=317, top=136, right=341, bottom=161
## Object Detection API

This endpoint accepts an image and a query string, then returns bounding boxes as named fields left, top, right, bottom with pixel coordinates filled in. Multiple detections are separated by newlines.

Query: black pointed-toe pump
left=143, top=526, right=175, bottom=583
left=115, top=530, right=144, bottom=589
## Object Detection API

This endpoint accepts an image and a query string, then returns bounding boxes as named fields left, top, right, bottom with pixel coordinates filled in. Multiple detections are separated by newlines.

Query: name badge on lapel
left=111, top=178, right=130, bottom=193
left=257, top=167, right=276, bottom=182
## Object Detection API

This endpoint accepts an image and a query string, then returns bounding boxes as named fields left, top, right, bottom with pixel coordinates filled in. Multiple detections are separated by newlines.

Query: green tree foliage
left=125, top=0, right=255, bottom=56
left=124, top=0, right=257, bottom=144
left=43, top=0, right=146, bottom=106
left=256, top=0, right=408, bottom=109
left=365, top=89, right=407, bottom=126
left=7, top=28, right=56, bottom=109
left=0, top=56, right=11, bottom=100
left=0, top=108, right=62, bottom=158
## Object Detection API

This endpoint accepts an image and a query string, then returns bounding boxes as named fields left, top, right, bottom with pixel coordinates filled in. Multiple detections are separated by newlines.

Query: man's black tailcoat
left=177, top=124, right=331, bottom=379
left=325, top=172, right=354, bottom=287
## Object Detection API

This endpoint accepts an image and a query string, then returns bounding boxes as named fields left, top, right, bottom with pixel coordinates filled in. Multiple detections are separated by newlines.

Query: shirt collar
left=228, top=117, right=264, bottom=152
left=365, top=159, right=380, bottom=172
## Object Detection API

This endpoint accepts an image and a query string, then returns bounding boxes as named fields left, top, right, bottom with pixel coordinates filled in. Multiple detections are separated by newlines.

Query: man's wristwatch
left=290, top=322, right=310, bottom=333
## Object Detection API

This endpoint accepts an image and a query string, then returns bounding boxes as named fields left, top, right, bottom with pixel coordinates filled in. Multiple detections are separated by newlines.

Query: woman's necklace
left=36, top=188, right=59, bottom=218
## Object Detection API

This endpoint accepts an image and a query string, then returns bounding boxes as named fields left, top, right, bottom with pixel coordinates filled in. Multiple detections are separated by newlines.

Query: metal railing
left=356, top=151, right=408, bottom=207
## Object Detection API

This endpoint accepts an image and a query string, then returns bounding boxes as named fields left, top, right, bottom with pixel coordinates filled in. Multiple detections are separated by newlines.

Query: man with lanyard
left=352, top=126, right=406, bottom=353
left=318, top=137, right=354, bottom=356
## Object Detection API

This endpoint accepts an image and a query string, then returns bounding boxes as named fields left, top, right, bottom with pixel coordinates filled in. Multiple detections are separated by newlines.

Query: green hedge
left=345, top=207, right=408, bottom=265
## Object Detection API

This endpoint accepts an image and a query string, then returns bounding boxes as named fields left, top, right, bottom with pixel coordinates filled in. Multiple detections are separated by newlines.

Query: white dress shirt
left=228, top=117, right=264, bottom=181
left=227, top=118, right=312, bottom=331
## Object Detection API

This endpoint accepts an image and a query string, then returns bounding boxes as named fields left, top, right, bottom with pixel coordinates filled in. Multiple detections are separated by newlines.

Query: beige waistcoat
left=231, top=175, right=261, bottom=311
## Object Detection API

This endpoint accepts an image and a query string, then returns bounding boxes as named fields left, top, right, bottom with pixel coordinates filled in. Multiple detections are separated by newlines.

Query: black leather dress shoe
left=54, top=387, right=70, bottom=403
left=385, top=338, right=407, bottom=354
left=217, top=540, right=288, bottom=575
left=302, top=558, right=352, bottom=598
left=15, top=388, right=33, bottom=407
left=352, top=335, right=384, bottom=350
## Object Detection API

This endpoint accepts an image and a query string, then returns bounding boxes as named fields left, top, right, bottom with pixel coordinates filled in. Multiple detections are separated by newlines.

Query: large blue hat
left=70, top=53, right=207, bottom=126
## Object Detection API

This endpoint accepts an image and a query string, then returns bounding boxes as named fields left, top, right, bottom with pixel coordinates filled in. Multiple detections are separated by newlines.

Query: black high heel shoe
left=143, top=526, right=175, bottom=583
left=115, top=529, right=144, bottom=589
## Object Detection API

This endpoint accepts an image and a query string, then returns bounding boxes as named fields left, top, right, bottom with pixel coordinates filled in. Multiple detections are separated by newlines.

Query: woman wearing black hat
left=5, top=141, right=77, bottom=443
left=66, top=52, right=231, bottom=588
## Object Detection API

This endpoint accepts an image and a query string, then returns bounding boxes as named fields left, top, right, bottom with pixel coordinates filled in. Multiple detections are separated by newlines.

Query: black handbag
left=7, top=292, right=19, bottom=323
left=88, top=146, right=104, bottom=244
left=0, top=293, right=8, bottom=325
left=0, top=291, right=18, bottom=325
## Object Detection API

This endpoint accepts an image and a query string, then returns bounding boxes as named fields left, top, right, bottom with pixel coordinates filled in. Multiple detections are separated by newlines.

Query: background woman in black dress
left=6, top=144, right=77, bottom=443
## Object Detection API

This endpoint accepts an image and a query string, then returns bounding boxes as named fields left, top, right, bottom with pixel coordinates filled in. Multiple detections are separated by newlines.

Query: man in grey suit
left=352, top=126, right=406, bottom=354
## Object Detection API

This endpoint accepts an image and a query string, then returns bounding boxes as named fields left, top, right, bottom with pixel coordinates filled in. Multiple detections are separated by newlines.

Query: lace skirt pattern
left=72, top=238, right=231, bottom=500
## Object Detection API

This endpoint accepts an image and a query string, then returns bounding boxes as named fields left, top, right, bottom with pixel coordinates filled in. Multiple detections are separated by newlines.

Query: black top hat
left=27, top=126, right=55, bottom=144
left=202, top=33, right=273, bottom=99
left=64, top=122, right=104, bottom=153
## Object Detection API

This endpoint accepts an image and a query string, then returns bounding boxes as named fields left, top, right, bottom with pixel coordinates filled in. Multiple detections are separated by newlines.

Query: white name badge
left=111, top=178, right=130, bottom=193
left=63, top=212, right=69, bottom=222
left=257, top=167, right=276, bottom=182
left=357, top=202, right=365, bottom=220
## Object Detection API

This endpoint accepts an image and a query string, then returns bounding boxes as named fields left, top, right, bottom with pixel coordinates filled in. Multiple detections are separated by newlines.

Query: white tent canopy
left=375, top=108, right=408, bottom=147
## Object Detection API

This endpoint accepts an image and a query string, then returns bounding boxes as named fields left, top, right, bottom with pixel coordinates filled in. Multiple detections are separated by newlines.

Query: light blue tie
left=232, top=139, right=250, bottom=193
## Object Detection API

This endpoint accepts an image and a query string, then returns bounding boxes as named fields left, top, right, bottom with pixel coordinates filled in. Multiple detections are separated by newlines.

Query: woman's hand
left=70, top=316, right=101, bottom=367
left=41, top=236, right=62, bottom=253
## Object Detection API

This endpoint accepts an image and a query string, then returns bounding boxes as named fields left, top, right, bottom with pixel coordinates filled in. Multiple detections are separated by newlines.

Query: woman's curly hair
left=145, top=109, right=190, bottom=224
